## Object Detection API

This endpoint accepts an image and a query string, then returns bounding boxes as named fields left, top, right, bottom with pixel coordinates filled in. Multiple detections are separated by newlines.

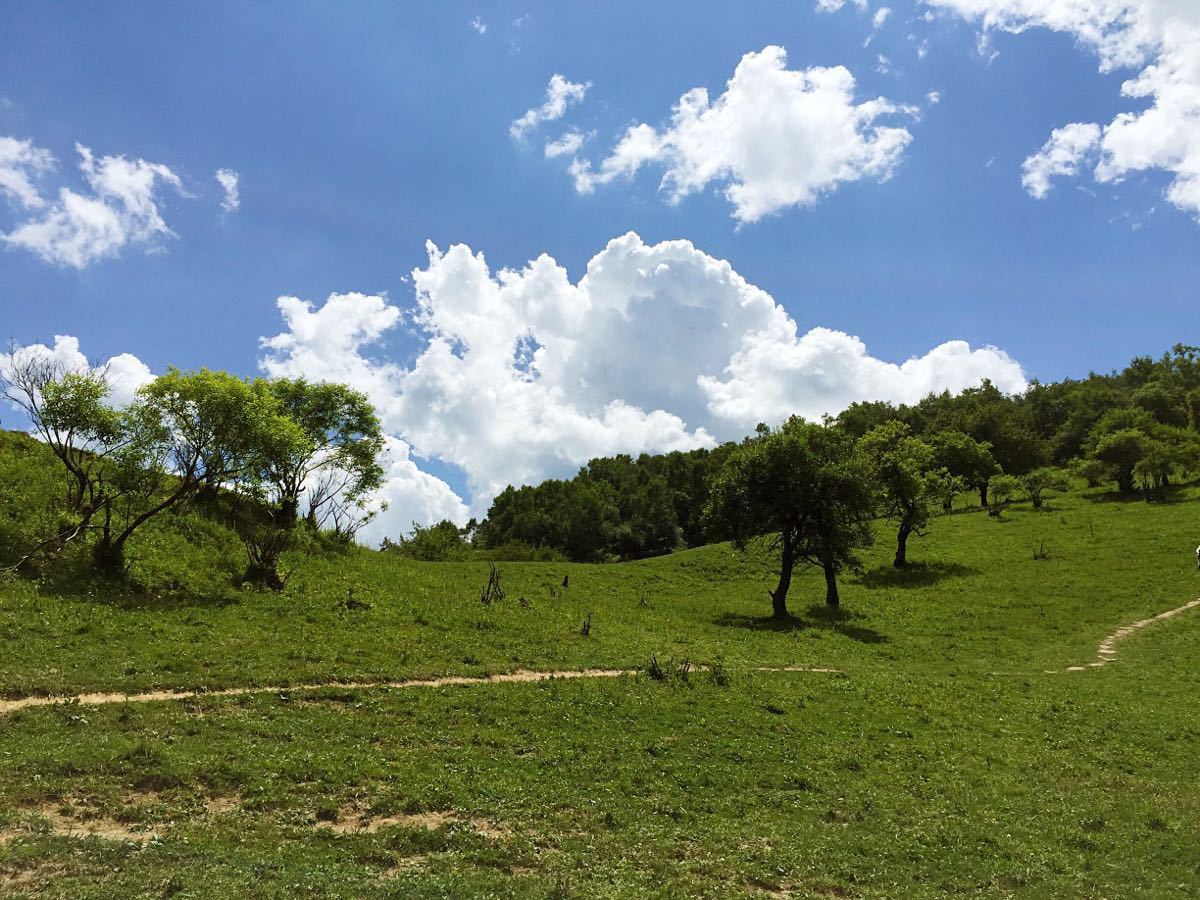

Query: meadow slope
left=0, top=475, right=1198, bottom=897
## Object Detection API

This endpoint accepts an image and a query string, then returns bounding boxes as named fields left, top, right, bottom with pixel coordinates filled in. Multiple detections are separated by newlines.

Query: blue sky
left=1, top=0, right=1197, bottom=535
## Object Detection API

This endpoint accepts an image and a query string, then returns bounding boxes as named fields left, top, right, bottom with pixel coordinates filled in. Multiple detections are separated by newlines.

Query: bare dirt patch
left=379, top=855, right=430, bottom=878
left=315, top=802, right=507, bottom=839
left=10, top=800, right=160, bottom=843
left=0, top=863, right=69, bottom=893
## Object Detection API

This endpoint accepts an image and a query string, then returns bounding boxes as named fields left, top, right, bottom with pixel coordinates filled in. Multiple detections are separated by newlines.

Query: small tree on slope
left=858, top=421, right=960, bottom=568
left=705, top=418, right=874, bottom=617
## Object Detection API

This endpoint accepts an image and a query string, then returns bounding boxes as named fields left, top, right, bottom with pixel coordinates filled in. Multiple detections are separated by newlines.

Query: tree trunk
left=894, top=521, right=912, bottom=568
left=1116, top=469, right=1134, bottom=493
left=978, top=481, right=988, bottom=507
left=243, top=561, right=285, bottom=591
left=1032, top=493, right=1043, bottom=510
left=822, top=556, right=840, bottom=607
left=92, top=537, right=125, bottom=574
left=770, top=533, right=795, bottom=619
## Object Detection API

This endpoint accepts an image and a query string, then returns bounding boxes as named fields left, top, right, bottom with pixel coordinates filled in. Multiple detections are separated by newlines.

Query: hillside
left=1, top=429, right=1199, bottom=896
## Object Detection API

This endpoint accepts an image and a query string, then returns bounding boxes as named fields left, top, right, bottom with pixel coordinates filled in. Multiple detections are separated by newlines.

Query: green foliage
left=384, top=520, right=471, bottom=562
left=1019, top=467, right=1071, bottom=509
left=1, top=475, right=1200, bottom=897
left=859, top=421, right=961, bottom=566
left=476, top=478, right=620, bottom=562
left=986, top=474, right=1020, bottom=516
left=233, top=378, right=385, bottom=588
left=705, top=418, right=874, bottom=614
left=928, top=430, right=998, bottom=505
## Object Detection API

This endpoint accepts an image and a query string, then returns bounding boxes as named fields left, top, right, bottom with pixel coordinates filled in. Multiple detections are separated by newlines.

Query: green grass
left=1, top=433, right=1198, bottom=896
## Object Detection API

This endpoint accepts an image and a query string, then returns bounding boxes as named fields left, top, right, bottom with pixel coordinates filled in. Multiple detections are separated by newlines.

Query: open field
left=1, top=481, right=1198, bottom=897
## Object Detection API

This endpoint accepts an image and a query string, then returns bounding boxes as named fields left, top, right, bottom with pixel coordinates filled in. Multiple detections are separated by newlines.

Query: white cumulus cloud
left=510, top=75, right=590, bottom=140
left=260, top=233, right=1025, bottom=518
left=925, top=0, right=1200, bottom=218
left=1021, top=122, right=1102, bottom=198
left=544, top=131, right=585, bottom=159
left=3, top=144, right=183, bottom=268
left=0, top=136, right=55, bottom=209
left=215, top=168, right=240, bottom=212
left=567, top=46, right=919, bottom=223
left=358, top=436, right=471, bottom=544
left=0, top=335, right=154, bottom=411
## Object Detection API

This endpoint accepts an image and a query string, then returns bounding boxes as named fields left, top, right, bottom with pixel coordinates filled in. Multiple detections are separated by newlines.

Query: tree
left=91, top=369, right=292, bottom=573
left=234, top=379, right=385, bottom=587
left=986, top=474, right=1020, bottom=517
left=859, top=421, right=958, bottom=567
left=1019, top=467, right=1070, bottom=510
left=1, top=359, right=294, bottom=574
left=387, top=519, right=470, bottom=561
left=0, top=352, right=156, bottom=565
left=835, top=400, right=903, bottom=439
left=1090, top=427, right=1149, bottom=494
left=704, top=418, right=874, bottom=617
left=929, top=431, right=997, bottom=511
left=476, top=478, right=620, bottom=562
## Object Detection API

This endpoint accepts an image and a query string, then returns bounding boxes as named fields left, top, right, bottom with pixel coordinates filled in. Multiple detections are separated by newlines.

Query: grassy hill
left=1, top=429, right=1198, bottom=897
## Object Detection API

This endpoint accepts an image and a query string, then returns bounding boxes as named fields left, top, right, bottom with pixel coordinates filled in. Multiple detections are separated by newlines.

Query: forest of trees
left=5, top=343, right=1198, bottom=613
left=405, top=344, right=1200, bottom=571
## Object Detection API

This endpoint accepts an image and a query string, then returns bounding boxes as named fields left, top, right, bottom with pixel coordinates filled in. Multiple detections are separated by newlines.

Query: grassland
left=0, top=440, right=1198, bottom=897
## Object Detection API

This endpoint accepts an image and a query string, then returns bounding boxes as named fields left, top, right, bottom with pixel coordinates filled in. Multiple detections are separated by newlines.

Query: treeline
left=1, top=354, right=384, bottom=589
left=400, top=344, right=1200, bottom=564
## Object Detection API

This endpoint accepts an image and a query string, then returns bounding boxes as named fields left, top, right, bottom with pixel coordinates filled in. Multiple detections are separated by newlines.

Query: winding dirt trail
left=0, top=665, right=842, bottom=718
left=1051, top=597, right=1200, bottom=674
left=2, top=598, right=1195, bottom=716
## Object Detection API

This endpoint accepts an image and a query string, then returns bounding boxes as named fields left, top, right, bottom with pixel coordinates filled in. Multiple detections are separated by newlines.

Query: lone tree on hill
left=858, top=421, right=960, bottom=568
left=705, top=417, right=874, bottom=617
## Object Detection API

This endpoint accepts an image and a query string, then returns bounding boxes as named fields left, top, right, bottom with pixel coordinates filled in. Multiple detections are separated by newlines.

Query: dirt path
left=0, top=665, right=842, bottom=717
left=1051, top=597, right=1200, bottom=673
left=2, top=598, right=1195, bottom=716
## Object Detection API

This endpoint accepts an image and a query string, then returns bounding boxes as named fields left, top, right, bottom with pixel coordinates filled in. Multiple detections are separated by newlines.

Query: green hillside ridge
left=1, top=424, right=1199, bottom=896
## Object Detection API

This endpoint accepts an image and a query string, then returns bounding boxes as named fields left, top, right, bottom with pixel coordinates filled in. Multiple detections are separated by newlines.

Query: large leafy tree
left=859, top=421, right=959, bottom=568
left=90, top=369, right=293, bottom=572
left=705, top=418, right=874, bottom=617
left=233, top=379, right=385, bottom=588
left=1, top=360, right=294, bottom=573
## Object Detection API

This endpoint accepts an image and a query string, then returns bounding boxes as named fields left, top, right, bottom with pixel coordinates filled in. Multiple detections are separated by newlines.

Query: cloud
left=3, top=144, right=183, bottom=268
left=510, top=75, right=590, bottom=140
left=0, top=335, right=154, bottom=410
left=470, top=16, right=487, bottom=34
left=215, top=168, right=240, bottom=212
left=566, top=46, right=919, bottom=223
left=544, top=131, right=585, bottom=159
left=925, top=0, right=1200, bottom=218
left=0, top=136, right=55, bottom=209
left=873, top=7, right=892, bottom=30
left=260, top=233, right=1025, bottom=518
left=358, top=437, right=471, bottom=544
left=1021, top=122, right=1102, bottom=198
left=816, top=0, right=868, bottom=11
